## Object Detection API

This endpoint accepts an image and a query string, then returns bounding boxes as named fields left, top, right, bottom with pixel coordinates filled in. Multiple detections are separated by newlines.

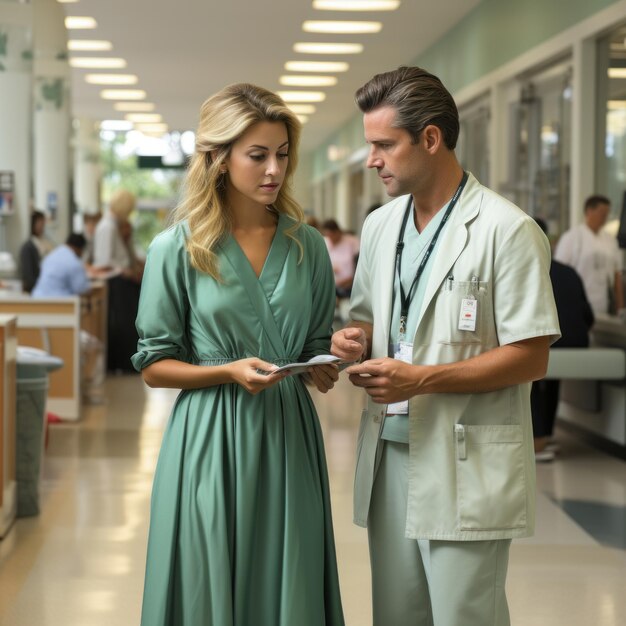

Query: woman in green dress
left=132, top=83, right=345, bottom=625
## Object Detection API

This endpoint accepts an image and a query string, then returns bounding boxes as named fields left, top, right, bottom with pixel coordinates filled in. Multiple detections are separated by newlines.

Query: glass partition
left=595, top=24, right=626, bottom=220
left=504, top=60, right=572, bottom=235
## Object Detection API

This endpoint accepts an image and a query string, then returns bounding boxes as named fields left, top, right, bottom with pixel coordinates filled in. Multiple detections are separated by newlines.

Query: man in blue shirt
left=32, top=233, right=104, bottom=403
left=32, top=233, right=90, bottom=297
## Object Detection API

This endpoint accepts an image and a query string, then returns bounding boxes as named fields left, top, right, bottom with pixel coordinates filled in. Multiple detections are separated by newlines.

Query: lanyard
left=395, top=171, right=469, bottom=339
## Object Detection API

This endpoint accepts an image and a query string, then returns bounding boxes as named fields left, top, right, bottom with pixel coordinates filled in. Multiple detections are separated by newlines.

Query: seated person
left=32, top=233, right=105, bottom=403
left=532, top=218, right=594, bottom=461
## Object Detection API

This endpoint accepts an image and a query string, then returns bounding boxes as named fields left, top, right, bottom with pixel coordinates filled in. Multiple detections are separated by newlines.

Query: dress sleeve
left=299, top=228, right=335, bottom=360
left=131, top=228, right=191, bottom=370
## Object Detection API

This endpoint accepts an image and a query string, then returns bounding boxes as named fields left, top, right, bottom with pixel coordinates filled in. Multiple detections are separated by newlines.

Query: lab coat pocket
left=454, top=424, right=527, bottom=531
left=436, top=280, right=488, bottom=345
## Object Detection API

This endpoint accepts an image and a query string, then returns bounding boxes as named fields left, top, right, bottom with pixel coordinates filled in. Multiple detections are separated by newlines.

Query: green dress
left=132, top=214, right=345, bottom=626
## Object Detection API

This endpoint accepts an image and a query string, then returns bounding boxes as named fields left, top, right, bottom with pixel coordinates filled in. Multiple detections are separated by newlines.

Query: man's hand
left=331, top=327, right=366, bottom=362
left=304, top=363, right=339, bottom=393
left=346, top=358, right=421, bottom=404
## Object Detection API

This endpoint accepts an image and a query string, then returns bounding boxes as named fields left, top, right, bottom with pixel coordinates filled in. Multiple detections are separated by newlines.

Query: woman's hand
left=227, top=357, right=287, bottom=394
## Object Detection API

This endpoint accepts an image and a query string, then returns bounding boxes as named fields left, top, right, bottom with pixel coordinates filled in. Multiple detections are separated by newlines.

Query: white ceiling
left=65, top=0, right=481, bottom=151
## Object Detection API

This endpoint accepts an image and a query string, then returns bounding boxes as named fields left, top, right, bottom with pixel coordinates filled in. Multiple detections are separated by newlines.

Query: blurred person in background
left=532, top=218, right=594, bottom=462
left=82, top=212, right=102, bottom=265
left=554, top=194, right=623, bottom=315
left=32, top=233, right=105, bottom=403
left=19, top=210, right=52, bottom=293
left=93, top=189, right=142, bottom=372
left=321, top=218, right=360, bottom=299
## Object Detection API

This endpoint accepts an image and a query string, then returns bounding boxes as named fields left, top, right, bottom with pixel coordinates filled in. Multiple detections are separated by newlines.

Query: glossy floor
left=0, top=374, right=625, bottom=625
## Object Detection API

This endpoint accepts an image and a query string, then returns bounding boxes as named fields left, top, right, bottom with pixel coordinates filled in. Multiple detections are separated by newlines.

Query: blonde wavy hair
left=172, top=83, right=304, bottom=278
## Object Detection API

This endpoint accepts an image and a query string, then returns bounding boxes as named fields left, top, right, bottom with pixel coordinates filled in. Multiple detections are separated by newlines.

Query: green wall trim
left=309, top=0, right=622, bottom=180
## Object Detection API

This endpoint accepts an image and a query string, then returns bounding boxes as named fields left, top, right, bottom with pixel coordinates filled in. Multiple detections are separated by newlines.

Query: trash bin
left=16, top=346, right=63, bottom=517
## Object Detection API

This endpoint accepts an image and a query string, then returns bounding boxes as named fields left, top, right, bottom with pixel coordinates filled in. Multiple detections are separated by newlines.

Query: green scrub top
left=382, top=204, right=448, bottom=444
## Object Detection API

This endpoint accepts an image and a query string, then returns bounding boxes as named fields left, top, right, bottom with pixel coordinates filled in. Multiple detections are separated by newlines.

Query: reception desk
left=0, top=283, right=108, bottom=421
left=556, top=314, right=626, bottom=453
left=0, top=314, right=17, bottom=538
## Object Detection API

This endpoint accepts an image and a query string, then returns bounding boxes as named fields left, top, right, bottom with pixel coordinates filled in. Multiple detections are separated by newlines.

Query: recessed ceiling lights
left=285, top=61, right=348, bottom=72
left=113, top=102, right=156, bottom=112
left=313, top=0, right=400, bottom=9
left=125, top=114, right=163, bottom=123
left=65, top=16, right=98, bottom=29
left=293, top=42, right=363, bottom=54
left=608, top=100, right=626, bottom=110
left=100, top=120, right=133, bottom=132
left=280, top=75, right=337, bottom=87
left=303, top=21, right=382, bottom=34
left=100, top=89, right=146, bottom=100
left=608, top=68, right=626, bottom=79
left=70, top=57, right=127, bottom=69
left=135, top=123, right=169, bottom=134
left=278, top=91, right=327, bottom=103
left=85, top=74, right=138, bottom=85
left=287, top=104, right=317, bottom=114
left=68, top=40, right=113, bottom=52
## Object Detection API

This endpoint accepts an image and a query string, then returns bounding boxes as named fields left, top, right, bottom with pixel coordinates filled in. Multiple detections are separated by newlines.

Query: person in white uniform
left=331, top=66, right=561, bottom=626
left=554, top=194, right=624, bottom=315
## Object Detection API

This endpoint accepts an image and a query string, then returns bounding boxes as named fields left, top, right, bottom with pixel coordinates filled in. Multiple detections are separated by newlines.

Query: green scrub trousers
left=368, top=440, right=512, bottom=626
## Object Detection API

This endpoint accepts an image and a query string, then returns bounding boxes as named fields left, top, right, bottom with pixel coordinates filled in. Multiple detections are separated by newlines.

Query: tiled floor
left=1, top=373, right=625, bottom=625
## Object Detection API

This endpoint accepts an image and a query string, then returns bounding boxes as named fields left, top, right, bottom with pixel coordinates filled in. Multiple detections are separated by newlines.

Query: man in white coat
left=554, top=194, right=623, bottom=315
left=331, top=66, right=561, bottom=626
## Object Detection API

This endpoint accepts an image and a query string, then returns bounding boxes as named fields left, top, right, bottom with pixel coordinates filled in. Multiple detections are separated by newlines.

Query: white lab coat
left=554, top=223, right=622, bottom=315
left=350, top=173, right=560, bottom=541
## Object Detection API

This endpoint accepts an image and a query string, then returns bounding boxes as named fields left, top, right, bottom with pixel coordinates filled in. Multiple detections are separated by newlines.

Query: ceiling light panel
left=608, top=68, right=626, bottom=78
left=70, top=57, right=127, bottom=69
left=113, top=102, right=156, bottom=112
left=135, top=123, right=169, bottom=133
left=85, top=74, right=138, bottom=85
left=313, top=0, right=400, bottom=10
left=125, top=114, right=163, bottom=123
left=100, top=89, right=147, bottom=100
left=293, top=42, right=363, bottom=54
left=303, top=21, right=382, bottom=34
left=100, top=120, right=133, bottom=131
left=287, top=104, right=317, bottom=114
left=68, top=40, right=113, bottom=52
left=280, top=75, right=337, bottom=87
left=285, top=61, right=348, bottom=72
left=65, top=16, right=98, bottom=29
left=277, top=91, right=327, bottom=103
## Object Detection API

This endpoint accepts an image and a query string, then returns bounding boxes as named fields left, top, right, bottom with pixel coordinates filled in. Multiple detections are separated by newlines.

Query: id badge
left=458, top=297, right=477, bottom=331
left=387, top=341, right=413, bottom=415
